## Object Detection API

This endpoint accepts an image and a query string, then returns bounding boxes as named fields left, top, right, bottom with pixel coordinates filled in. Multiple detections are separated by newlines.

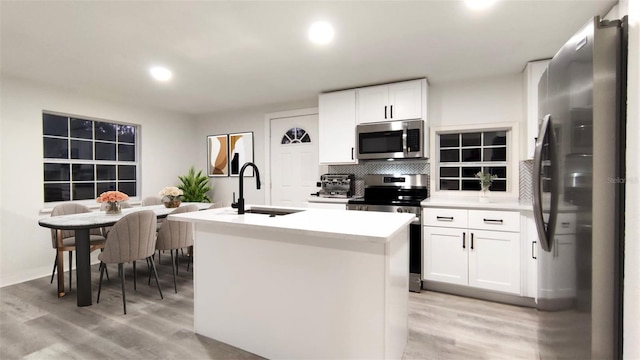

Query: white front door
left=270, top=114, right=319, bottom=207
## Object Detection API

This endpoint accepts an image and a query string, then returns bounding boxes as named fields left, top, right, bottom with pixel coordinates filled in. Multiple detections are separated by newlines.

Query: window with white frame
left=42, top=112, right=139, bottom=203
left=437, top=130, right=509, bottom=192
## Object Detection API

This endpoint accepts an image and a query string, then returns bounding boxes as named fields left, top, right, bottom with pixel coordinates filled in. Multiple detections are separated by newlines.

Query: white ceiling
left=1, top=0, right=616, bottom=115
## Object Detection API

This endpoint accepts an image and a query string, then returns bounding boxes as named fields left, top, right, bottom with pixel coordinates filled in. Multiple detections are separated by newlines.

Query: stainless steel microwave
left=356, top=119, right=425, bottom=160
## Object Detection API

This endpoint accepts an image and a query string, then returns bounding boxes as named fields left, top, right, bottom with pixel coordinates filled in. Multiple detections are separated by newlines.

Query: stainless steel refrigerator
left=533, top=16, right=626, bottom=359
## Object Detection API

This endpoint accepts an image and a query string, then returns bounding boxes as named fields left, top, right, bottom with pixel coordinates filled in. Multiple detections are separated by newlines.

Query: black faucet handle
left=231, top=192, right=238, bottom=208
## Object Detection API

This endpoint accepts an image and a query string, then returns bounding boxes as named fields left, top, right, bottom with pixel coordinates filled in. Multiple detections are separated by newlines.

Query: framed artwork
left=229, top=132, right=254, bottom=177
left=207, top=134, right=229, bottom=177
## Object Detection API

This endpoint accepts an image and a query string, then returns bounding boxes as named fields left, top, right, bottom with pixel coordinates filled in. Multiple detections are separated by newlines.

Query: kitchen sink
left=244, top=207, right=304, bottom=217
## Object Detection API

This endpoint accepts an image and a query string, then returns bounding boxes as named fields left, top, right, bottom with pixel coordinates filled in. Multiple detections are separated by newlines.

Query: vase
left=163, top=198, right=182, bottom=208
left=105, top=201, right=121, bottom=215
left=479, top=186, right=491, bottom=203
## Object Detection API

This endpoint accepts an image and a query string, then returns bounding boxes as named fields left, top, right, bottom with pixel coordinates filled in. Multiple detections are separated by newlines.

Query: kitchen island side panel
left=193, top=222, right=408, bottom=360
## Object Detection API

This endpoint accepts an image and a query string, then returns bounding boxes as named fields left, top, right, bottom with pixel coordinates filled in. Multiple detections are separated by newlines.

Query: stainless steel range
left=347, top=174, right=428, bottom=292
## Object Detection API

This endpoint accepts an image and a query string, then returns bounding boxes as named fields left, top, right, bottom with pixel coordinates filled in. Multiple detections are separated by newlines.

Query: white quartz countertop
left=421, top=198, right=534, bottom=211
left=168, top=205, right=414, bottom=243
left=306, top=196, right=357, bottom=204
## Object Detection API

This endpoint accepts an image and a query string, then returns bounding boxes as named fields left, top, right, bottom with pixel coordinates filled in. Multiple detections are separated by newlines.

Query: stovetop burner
left=347, top=174, right=429, bottom=207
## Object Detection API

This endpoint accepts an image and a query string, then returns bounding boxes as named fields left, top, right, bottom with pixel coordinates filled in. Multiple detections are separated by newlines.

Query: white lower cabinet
left=423, top=208, right=521, bottom=294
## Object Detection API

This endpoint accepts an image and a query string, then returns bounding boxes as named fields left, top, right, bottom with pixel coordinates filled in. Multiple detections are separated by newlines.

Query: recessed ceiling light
left=308, top=21, right=334, bottom=45
left=464, top=0, right=498, bottom=10
left=150, top=66, right=172, bottom=82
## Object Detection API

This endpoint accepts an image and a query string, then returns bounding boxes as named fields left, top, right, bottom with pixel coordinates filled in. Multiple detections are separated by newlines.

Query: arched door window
left=281, top=127, right=311, bottom=144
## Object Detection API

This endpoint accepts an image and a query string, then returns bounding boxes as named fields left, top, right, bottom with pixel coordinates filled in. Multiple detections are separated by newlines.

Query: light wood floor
left=1, top=254, right=546, bottom=359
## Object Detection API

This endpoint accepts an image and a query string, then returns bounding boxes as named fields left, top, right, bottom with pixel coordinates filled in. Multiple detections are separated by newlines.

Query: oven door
left=356, top=120, right=424, bottom=160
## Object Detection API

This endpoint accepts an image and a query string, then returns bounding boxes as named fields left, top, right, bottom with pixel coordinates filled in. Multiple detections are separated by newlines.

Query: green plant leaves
left=178, top=166, right=212, bottom=202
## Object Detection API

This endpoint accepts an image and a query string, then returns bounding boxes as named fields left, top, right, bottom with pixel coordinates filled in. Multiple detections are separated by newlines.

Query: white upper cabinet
left=357, top=79, right=426, bottom=124
left=522, top=60, right=550, bottom=159
left=318, top=89, right=357, bottom=164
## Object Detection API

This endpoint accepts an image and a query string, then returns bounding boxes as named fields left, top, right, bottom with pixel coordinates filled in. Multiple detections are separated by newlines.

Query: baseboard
left=422, top=280, right=537, bottom=308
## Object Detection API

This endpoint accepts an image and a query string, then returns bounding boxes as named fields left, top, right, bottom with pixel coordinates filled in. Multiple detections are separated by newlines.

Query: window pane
left=44, top=163, right=70, bottom=181
left=486, top=166, right=507, bottom=178
left=462, top=180, right=481, bottom=191
left=97, top=182, right=116, bottom=195
left=73, top=183, right=95, bottom=200
left=440, top=180, right=459, bottom=190
left=72, top=164, right=94, bottom=181
left=95, top=122, right=116, bottom=141
left=43, top=137, right=68, bottom=159
left=118, top=182, right=136, bottom=197
left=484, top=131, right=507, bottom=146
left=118, top=144, right=135, bottom=161
left=97, top=165, right=116, bottom=180
left=71, top=139, right=93, bottom=160
left=461, top=167, right=482, bottom=178
left=118, top=125, right=136, bottom=143
left=483, top=147, right=507, bottom=161
left=70, top=118, right=93, bottom=139
left=95, top=142, right=116, bottom=160
left=440, top=134, right=459, bottom=148
left=462, top=132, right=481, bottom=147
left=490, top=180, right=507, bottom=191
left=43, top=114, right=68, bottom=136
left=440, top=167, right=459, bottom=177
left=44, top=183, right=70, bottom=202
left=440, top=149, right=459, bottom=162
left=118, top=165, right=136, bottom=180
left=462, top=148, right=481, bottom=162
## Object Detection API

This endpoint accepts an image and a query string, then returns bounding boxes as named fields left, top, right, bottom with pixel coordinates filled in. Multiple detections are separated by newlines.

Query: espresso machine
left=314, top=174, right=355, bottom=198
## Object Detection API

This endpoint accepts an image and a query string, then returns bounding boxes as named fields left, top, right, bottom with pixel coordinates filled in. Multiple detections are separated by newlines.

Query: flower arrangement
left=97, top=191, right=129, bottom=214
left=159, top=186, right=184, bottom=208
left=475, top=171, right=498, bottom=190
left=97, top=190, right=129, bottom=203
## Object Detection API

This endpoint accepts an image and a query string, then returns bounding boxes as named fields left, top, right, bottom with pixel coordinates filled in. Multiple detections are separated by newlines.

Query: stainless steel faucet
left=231, top=162, right=261, bottom=214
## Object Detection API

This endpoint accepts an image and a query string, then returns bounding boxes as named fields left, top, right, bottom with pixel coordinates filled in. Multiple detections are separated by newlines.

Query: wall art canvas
left=207, top=134, right=229, bottom=177
left=229, top=132, right=254, bottom=177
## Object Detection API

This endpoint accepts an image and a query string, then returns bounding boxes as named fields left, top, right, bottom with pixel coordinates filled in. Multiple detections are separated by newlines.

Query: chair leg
left=50, top=253, right=58, bottom=283
left=133, top=261, right=137, bottom=291
left=100, top=249, right=110, bottom=281
left=97, top=262, right=105, bottom=303
left=68, top=251, right=73, bottom=291
left=147, top=258, right=152, bottom=285
left=175, top=249, right=180, bottom=275
left=170, top=250, right=177, bottom=294
left=148, top=257, right=164, bottom=300
left=119, top=263, right=127, bottom=315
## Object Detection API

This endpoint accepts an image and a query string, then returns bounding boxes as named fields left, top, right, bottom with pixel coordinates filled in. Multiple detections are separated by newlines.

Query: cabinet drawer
left=555, top=213, right=577, bottom=234
left=423, top=208, right=468, bottom=228
left=468, top=210, right=520, bottom=232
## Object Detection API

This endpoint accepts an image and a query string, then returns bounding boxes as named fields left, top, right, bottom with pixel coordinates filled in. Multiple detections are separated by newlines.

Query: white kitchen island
left=168, top=205, right=414, bottom=360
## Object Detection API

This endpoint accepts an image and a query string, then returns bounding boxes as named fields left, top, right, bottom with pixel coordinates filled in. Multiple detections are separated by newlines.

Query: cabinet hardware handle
left=462, top=232, right=466, bottom=249
left=390, top=105, right=393, bottom=118
left=532, top=241, right=537, bottom=259
left=351, top=147, right=354, bottom=160
left=384, top=105, right=387, bottom=119
left=561, top=222, right=571, bottom=227
left=471, top=233, right=474, bottom=250
left=483, top=218, right=504, bottom=224
left=436, top=216, right=454, bottom=221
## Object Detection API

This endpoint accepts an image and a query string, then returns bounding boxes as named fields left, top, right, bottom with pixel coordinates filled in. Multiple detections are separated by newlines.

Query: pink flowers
left=97, top=191, right=129, bottom=203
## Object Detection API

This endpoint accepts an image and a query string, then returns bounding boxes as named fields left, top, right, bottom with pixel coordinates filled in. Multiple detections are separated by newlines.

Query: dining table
left=38, top=202, right=214, bottom=307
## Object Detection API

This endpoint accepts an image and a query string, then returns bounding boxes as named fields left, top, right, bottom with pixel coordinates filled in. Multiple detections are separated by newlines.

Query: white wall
left=621, top=0, right=640, bottom=358
left=0, top=75, right=200, bottom=286
left=193, top=100, right=317, bottom=206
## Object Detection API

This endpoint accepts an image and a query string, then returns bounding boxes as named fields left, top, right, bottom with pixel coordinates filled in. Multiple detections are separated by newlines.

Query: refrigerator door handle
left=533, top=114, right=552, bottom=252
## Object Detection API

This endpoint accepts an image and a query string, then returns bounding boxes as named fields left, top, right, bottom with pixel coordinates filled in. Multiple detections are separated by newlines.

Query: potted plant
left=178, top=166, right=212, bottom=203
left=475, top=171, right=497, bottom=202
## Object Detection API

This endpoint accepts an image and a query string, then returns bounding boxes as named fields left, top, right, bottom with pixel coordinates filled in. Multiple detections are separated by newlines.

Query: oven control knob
left=397, top=208, right=404, bottom=213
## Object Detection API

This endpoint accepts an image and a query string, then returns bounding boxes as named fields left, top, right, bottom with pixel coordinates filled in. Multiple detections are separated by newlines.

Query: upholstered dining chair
left=49, top=203, right=107, bottom=292
left=97, top=210, right=163, bottom=314
left=141, top=196, right=163, bottom=206
left=155, top=204, right=198, bottom=293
